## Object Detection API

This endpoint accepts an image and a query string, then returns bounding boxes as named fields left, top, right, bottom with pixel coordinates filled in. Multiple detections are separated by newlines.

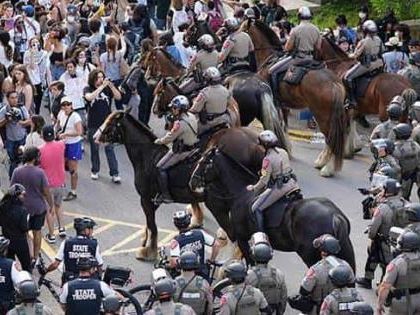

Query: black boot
left=355, top=277, right=372, bottom=289
left=157, top=169, right=173, bottom=203
left=254, top=210, right=265, bottom=232
left=344, top=79, right=357, bottom=108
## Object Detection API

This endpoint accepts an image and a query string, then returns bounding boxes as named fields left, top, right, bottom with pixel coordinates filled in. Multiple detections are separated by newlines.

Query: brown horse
left=143, top=47, right=186, bottom=81
left=244, top=19, right=348, bottom=177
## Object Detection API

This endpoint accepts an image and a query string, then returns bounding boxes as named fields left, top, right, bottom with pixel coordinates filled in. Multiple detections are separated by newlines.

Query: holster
left=173, top=140, right=184, bottom=153
left=199, top=110, right=208, bottom=124
left=287, top=294, right=315, bottom=313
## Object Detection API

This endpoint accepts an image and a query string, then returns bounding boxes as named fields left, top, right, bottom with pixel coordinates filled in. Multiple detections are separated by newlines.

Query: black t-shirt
left=83, top=86, right=113, bottom=130
left=0, top=201, right=29, bottom=239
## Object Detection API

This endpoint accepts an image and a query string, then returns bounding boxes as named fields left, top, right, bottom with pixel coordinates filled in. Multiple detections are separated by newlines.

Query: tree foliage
left=369, top=0, right=420, bottom=20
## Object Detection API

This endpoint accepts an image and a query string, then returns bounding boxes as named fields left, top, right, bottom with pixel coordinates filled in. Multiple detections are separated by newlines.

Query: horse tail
left=327, top=82, right=347, bottom=171
left=260, top=84, right=292, bottom=154
left=332, top=213, right=356, bottom=272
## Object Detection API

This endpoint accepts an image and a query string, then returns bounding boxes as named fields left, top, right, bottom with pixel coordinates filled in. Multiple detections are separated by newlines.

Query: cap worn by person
left=42, top=125, right=55, bottom=142
left=61, top=96, right=73, bottom=106
left=385, top=36, right=402, bottom=47
left=22, top=5, right=35, bottom=17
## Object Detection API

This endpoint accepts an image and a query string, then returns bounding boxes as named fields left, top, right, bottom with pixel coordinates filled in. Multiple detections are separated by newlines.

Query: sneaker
left=45, top=234, right=56, bottom=244
left=112, top=175, right=121, bottom=183
left=58, top=227, right=66, bottom=238
left=91, top=173, right=99, bottom=180
left=63, top=191, right=77, bottom=201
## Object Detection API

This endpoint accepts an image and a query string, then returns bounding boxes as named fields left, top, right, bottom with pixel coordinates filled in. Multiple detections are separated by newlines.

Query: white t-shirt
left=0, top=42, right=14, bottom=68
left=172, top=9, right=190, bottom=32
left=57, top=110, right=83, bottom=144
left=59, top=71, right=86, bottom=110
left=24, top=132, right=45, bottom=149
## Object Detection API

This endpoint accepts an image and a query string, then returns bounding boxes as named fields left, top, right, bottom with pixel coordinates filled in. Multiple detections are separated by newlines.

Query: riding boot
left=344, top=79, right=357, bottom=108
left=254, top=209, right=265, bottom=232
left=158, top=169, right=174, bottom=203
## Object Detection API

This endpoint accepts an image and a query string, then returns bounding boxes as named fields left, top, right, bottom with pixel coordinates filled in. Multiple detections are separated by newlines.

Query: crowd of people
left=0, top=0, right=419, bottom=314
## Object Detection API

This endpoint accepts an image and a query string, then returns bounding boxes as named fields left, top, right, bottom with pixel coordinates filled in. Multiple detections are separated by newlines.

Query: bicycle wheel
left=129, top=284, right=155, bottom=312
left=115, top=288, right=143, bottom=315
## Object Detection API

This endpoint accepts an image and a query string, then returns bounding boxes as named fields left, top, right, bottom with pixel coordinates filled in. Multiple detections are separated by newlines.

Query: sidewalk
left=279, top=0, right=319, bottom=11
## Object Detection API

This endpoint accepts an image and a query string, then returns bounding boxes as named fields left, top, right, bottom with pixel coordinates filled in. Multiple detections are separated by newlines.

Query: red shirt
left=39, top=140, right=66, bottom=188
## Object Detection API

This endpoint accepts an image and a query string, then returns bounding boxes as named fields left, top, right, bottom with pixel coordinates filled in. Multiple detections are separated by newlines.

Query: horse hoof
left=135, top=247, right=157, bottom=261
left=320, top=167, right=334, bottom=177
left=314, top=161, right=323, bottom=169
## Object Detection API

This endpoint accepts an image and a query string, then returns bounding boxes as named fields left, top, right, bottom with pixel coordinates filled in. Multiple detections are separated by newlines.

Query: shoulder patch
left=223, top=39, right=233, bottom=49
left=170, top=239, right=178, bottom=250
left=320, top=299, right=330, bottom=311
left=373, top=208, right=380, bottom=217
left=386, top=263, right=395, bottom=273
left=195, top=92, right=205, bottom=103
left=305, top=267, right=315, bottom=279
left=262, top=157, right=270, bottom=170
left=171, top=121, right=181, bottom=133
left=220, top=294, right=228, bottom=305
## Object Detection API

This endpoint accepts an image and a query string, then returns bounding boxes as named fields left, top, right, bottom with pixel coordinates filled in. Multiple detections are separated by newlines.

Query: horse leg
left=344, top=117, right=363, bottom=159
left=136, top=199, right=158, bottom=261
left=237, top=239, right=252, bottom=265
left=189, top=203, right=204, bottom=228
left=320, top=147, right=336, bottom=177
left=314, top=147, right=328, bottom=169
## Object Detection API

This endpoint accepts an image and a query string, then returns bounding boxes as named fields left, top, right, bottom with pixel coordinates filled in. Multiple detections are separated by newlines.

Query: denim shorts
left=65, top=141, right=83, bottom=161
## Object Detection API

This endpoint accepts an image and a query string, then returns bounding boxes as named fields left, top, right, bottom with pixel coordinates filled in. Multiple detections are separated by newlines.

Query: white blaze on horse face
left=93, top=120, right=108, bottom=143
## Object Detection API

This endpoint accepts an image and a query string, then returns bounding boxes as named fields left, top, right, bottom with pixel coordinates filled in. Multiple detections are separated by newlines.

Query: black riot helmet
left=378, top=165, right=398, bottom=180
left=179, top=250, right=200, bottom=271
left=328, top=264, right=354, bottom=288
left=17, top=280, right=40, bottom=302
left=382, top=178, right=401, bottom=196
left=153, top=278, right=177, bottom=300
left=0, top=236, right=10, bottom=257
left=76, top=257, right=95, bottom=271
left=397, top=231, right=420, bottom=252
left=386, top=103, right=403, bottom=120
left=405, top=203, right=420, bottom=222
left=370, top=139, right=394, bottom=158
left=103, top=295, right=121, bottom=314
left=173, top=210, right=191, bottom=230
left=312, top=234, right=341, bottom=255
left=393, top=123, right=412, bottom=140
left=224, top=261, right=247, bottom=284
left=73, top=217, right=97, bottom=235
left=252, top=243, right=273, bottom=264
left=350, top=302, right=374, bottom=315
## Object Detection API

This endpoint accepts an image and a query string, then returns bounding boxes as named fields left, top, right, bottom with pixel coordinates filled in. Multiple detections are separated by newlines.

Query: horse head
left=94, top=110, right=127, bottom=144
left=319, top=35, right=352, bottom=62
left=152, top=78, right=181, bottom=117
left=185, top=20, right=221, bottom=49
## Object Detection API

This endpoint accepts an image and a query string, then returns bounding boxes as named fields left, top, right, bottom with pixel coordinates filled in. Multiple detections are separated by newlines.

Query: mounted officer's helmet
left=204, top=67, right=222, bottom=84
left=258, top=130, right=278, bottom=147
left=350, top=302, right=374, bottom=315
left=370, top=138, right=394, bottom=158
left=382, top=178, right=401, bottom=196
left=386, top=103, right=403, bottom=120
left=0, top=236, right=10, bottom=257
left=377, top=165, right=398, bottom=180
left=173, top=210, right=191, bottom=230
left=103, top=295, right=121, bottom=313
left=411, top=52, right=420, bottom=66
left=7, top=183, right=26, bottom=198
left=244, top=8, right=256, bottom=19
left=397, top=230, right=420, bottom=252
left=393, top=123, right=412, bottom=140
left=298, top=6, right=312, bottom=20
left=153, top=278, right=177, bottom=300
left=252, top=243, right=273, bottom=264
left=74, top=217, right=97, bottom=235
left=405, top=203, right=420, bottom=222
left=328, top=264, right=354, bottom=288
left=198, top=34, right=215, bottom=50
left=412, top=101, right=420, bottom=122
left=169, top=95, right=190, bottom=111
left=363, top=20, right=377, bottom=33
left=76, top=256, right=95, bottom=271
left=312, top=234, right=341, bottom=255
left=223, top=17, right=240, bottom=31
left=224, top=261, right=247, bottom=283
left=179, top=250, right=200, bottom=271
left=17, top=279, right=40, bottom=301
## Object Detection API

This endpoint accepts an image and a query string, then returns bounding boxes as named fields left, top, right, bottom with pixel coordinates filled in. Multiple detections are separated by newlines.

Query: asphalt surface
left=4, top=113, right=417, bottom=314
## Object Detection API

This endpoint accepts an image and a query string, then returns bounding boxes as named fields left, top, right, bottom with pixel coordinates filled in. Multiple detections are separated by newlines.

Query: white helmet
left=298, top=6, right=312, bottom=19
left=363, top=20, right=377, bottom=33
left=244, top=8, right=255, bottom=19
left=204, top=67, right=221, bottom=83
left=197, top=34, right=215, bottom=49
left=170, top=95, right=190, bottom=111
left=258, top=130, right=278, bottom=146
left=223, top=17, right=240, bottom=31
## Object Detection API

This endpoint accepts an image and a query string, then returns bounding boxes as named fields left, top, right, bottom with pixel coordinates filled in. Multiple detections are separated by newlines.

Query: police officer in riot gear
left=368, top=138, right=401, bottom=182
left=405, top=203, right=420, bottom=235
left=7, top=278, right=53, bottom=315
left=0, top=236, right=21, bottom=314
left=320, top=265, right=363, bottom=315
left=370, top=99, right=403, bottom=141
left=246, top=232, right=287, bottom=314
left=45, top=217, right=103, bottom=284
left=59, top=257, right=115, bottom=315
left=219, top=261, right=272, bottom=315
left=289, top=234, right=354, bottom=315
left=145, top=278, right=195, bottom=314
left=393, top=123, right=420, bottom=200
left=170, top=210, right=220, bottom=280
left=174, top=250, right=213, bottom=315
left=247, top=130, right=300, bottom=232
left=102, top=295, right=121, bottom=315
left=377, top=231, right=420, bottom=315
left=357, top=178, right=403, bottom=289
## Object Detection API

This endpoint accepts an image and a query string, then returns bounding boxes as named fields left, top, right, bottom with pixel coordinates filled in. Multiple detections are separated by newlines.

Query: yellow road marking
left=93, top=222, right=116, bottom=236
left=158, top=231, right=179, bottom=246
left=102, top=230, right=144, bottom=256
left=40, top=238, right=57, bottom=260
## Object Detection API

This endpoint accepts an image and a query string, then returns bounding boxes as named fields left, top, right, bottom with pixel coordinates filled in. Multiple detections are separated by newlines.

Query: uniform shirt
left=55, top=236, right=104, bottom=267
left=393, top=139, right=420, bottom=177
left=0, top=105, right=29, bottom=141
left=144, top=301, right=196, bottom=315
left=218, top=283, right=268, bottom=315
left=220, top=31, right=254, bottom=61
left=319, top=287, right=363, bottom=315
left=287, top=20, right=320, bottom=54
left=369, top=120, right=397, bottom=141
left=7, top=303, right=54, bottom=315
left=189, top=50, right=219, bottom=73
left=190, top=84, right=230, bottom=115
left=301, top=256, right=354, bottom=304
left=368, top=200, right=395, bottom=239
left=252, top=147, right=292, bottom=192
left=170, top=229, right=215, bottom=258
left=353, top=35, right=384, bottom=61
left=383, top=251, right=420, bottom=288
left=157, top=112, right=198, bottom=147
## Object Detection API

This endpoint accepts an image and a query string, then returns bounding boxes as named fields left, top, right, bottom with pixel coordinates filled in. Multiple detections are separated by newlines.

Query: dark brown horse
left=143, top=47, right=186, bottom=81
left=244, top=20, right=348, bottom=177
left=184, top=19, right=222, bottom=50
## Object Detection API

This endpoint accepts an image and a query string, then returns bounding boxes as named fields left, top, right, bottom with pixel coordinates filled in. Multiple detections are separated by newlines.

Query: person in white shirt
left=23, top=115, right=46, bottom=150
left=0, top=31, right=14, bottom=69
left=21, top=6, right=40, bottom=40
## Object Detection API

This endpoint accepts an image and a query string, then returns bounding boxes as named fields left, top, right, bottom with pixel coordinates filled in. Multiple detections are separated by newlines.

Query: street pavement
left=5, top=113, right=417, bottom=314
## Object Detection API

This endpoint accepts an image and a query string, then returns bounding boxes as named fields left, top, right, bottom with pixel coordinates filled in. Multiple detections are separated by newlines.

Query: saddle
left=251, top=190, right=303, bottom=228
left=166, top=149, right=202, bottom=190
left=284, top=59, right=325, bottom=85
left=352, top=68, right=383, bottom=99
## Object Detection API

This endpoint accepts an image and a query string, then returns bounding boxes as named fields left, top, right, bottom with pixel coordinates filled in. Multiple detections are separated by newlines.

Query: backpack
left=207, top=11, right=223, bottom=32
left=124, top=31, right=141, bottom=65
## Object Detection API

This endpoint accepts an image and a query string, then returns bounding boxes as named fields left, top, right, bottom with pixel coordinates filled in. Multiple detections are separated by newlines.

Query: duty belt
left=183, top=142, right=199, bottom=151
left=206, top=110, right=228, bottom=121
left=228, top=56, right=248, bottom=63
